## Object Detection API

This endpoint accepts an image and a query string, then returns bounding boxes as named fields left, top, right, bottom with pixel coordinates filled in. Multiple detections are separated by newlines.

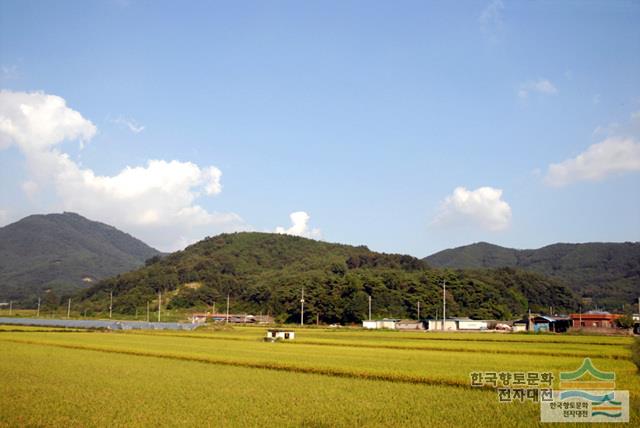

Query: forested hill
left=80, top=232, right=575, bottom=323
left=0, top=212, right=162, bottom=303
left=425, top=242, right=640, bottom=309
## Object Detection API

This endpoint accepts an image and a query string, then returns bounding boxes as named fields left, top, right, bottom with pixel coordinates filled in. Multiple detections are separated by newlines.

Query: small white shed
left=265, top=329, right=295, bottom=340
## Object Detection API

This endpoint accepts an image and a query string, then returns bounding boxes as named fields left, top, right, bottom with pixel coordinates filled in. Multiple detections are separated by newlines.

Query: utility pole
left=442, top=279, right=447, bottom=331
left=579, top=305, right=582, bottom=328
left=368, top=295, right=372, bottom=321
left=146, top=301, right=150, bottom=322
left=67, top=298, right=71, bottom=319
left=109, top=291, right=113, bottom=319
left=212, top=301, right=216, bottom=315
left=226, top=294, right=230, bottom=324
left=417, top=301, right=421, bottom=320
left=301, top=287, right=305, bottom=326
left=158, top=291, right=161, bottom=323
left=9, top=301, right=12, bottom=316
left=37, top=297, right=41, bottom=317
left=316, top=313, right=319, bottom=326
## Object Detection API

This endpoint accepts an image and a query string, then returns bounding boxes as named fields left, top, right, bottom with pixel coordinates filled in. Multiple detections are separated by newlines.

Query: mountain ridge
left=425, top=241, right=640, bottom=309
left=0, top=212, right=162, bottom=303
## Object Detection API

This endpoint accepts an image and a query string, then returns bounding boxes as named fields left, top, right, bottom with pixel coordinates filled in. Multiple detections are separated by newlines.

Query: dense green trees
left=79, top=232, right=576, bottom=322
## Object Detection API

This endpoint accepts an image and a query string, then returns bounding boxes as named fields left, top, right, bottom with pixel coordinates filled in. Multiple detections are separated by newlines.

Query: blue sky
left=1, top=0, right=639, bottom=255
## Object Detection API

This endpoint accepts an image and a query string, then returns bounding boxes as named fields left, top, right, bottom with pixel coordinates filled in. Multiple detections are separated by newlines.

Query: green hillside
left=0, top=212, right=162, bottom=304
left=79, top=232, right=576, bottom=322
left=425, top=242, right=640, bottom=309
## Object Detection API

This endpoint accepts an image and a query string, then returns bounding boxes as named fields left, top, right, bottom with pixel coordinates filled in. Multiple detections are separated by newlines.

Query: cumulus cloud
left=0, top=90, right=96, bottom=151
left=110, top=115, right=145, bottom=134
left=275, top=211, right=321, bottom=239
left=546, top=111, right=640, bottom=186
left=0, top=90, right=246, bottom=250
left=432, top=186, right=512, bottom=231
left=518, top=79, right=558, bottom=99
left=545, top=137, right=640, bottom=186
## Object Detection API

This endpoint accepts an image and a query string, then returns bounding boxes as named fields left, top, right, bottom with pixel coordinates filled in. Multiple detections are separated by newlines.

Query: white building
left=265, top=329, right=295, bottom=340
left=361, top=318, right=400, bottom=330
left=454, top=318, right=488, bottom=330
left=425, top=319, right=458, bottom=331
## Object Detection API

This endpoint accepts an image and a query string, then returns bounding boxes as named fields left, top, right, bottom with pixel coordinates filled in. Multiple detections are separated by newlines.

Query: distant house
left=512, top=319, right=528, bottom=332
left=570, top=311, right=621, bottom=329
left=189, top=313, right=208, bottom=324
left=512, top=315, right=572, bottom=332
left=396, top=319, right=426, bottom=330
left=532, top=315, right=572, bottom=333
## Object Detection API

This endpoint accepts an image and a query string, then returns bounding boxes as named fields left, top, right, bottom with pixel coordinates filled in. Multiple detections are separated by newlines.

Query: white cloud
left=518, top=79, right=558, bottom=99
left=0, top=90, right=246, bottom=251
left=275, top=211, right=321, bottom=239
left=479, top=0, right=504, bottom=41
left=432, top=186, right=512, bottom=231
left=0, top=90, right=96, bottom=151
left=110, top=115, right=145, bottom=134
left=545, top=137, right=640, bottom=186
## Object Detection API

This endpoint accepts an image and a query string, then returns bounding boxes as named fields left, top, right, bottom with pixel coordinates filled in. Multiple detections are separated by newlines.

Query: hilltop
left=425, top=242, right=640, bottom=309
left=79, top=232, right=575, bottom=322
left=0, top=212, right=162, bottom=303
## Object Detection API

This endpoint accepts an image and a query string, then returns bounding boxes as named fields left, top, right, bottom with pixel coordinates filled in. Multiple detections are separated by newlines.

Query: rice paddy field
left=0, top=325, right=638, bottom=427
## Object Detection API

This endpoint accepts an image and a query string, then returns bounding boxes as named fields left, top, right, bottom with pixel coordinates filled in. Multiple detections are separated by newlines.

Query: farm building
left=532, top=315, right=572, bottom=332
left=425, top=319, right=458, bottom=331
left=452, top=318, right=488, bottom=330
left=424, top=318, right=487, bottom=331
left=512, top=320, right=528, bottom=332
left=396, top=319, right=426, bottom=330
left=361, top=318, right=401, bottom=330
left=189, top=313, right=274, bottom=324
left=362, top=320, right=378, bottom=329
left=511, top=315, right=572, bottom=332
left=265, top=329, right=295, bottom=340
left=570, top=311, right=621, bottom=329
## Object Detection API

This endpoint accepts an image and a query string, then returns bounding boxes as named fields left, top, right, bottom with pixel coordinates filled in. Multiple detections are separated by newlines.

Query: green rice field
left=0, top=325, right=637, bottom=427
